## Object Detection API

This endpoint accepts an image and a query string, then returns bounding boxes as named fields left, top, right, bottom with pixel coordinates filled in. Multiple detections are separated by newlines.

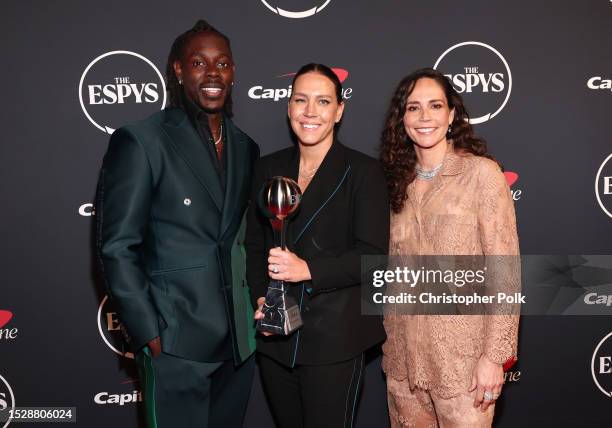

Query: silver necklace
left=415, top=163, right=443, bottom=181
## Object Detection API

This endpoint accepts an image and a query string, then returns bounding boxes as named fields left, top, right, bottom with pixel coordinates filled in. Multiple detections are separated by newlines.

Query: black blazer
left=245, top=141, right=389, bottom=367
left=97, top=107, right=259, bottom=363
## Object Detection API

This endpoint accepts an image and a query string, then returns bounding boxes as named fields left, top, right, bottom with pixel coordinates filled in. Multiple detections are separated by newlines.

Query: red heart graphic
left=504, top=172, right=518, bottom=187
left=331, top=68, right=349, bottom=83
left=278, top=68, right=349, bottom=83
left=0, top=310, right=13, bottom=328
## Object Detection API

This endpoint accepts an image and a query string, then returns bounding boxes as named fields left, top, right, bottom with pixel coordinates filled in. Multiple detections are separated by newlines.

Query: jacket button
left=183, top=198, right=191, bottom=206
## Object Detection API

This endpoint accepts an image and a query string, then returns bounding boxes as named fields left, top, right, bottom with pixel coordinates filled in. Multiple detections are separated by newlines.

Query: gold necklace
left=213, top=123, right=223, bottom=145
left=299, top=165, right=319, bottom=179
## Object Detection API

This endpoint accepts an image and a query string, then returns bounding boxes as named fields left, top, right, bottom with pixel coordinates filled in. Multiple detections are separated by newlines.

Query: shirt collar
left=178, top=90, right=221, bottom=132
left=441, top=142, right=466, bottom=176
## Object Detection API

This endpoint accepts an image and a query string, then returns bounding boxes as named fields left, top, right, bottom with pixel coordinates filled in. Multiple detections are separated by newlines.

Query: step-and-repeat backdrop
left=2, top=1, right=611, bottom=426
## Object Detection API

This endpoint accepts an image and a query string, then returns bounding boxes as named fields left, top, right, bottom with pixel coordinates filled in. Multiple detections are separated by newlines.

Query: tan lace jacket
left=382, top=149, right=520, bottom=398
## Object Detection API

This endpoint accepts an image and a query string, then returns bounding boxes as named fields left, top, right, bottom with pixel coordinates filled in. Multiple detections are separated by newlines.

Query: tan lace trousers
left=387, top=377, right=494, bottom=428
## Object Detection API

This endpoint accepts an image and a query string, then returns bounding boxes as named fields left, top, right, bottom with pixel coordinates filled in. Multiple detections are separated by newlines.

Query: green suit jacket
left=96, top=107, right=258, bottom=363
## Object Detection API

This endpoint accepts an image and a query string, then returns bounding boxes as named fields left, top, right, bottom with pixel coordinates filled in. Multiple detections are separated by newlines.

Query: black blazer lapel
left=161, top=108, right=224, bottom=212
left=219, top=118, right=247, bottom=237
left=291, top=141, right=351, bottom=244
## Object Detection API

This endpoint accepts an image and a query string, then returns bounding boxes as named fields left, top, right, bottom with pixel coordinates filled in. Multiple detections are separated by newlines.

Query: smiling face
left=173, top=32, right=234, bottom=113
left=288, top=72, right=344, bottom=147
left=403, top=77, right=454, bottom=149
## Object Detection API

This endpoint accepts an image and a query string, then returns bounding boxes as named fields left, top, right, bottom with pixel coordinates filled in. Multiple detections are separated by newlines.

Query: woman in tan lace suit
left=379, top=68, right=519, bottom=427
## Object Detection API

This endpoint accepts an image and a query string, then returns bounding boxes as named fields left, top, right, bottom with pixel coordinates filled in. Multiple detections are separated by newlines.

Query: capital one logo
left=248, top=67, right=352, bottom=102
left=97, top=295, right=134, bottom=359
left=504, top=171, right=522, bottom=201
left=260, top=0, right=331, bottom=18
left=0, top=311, right=18, bottom=341
left=78, top=203, right=95, bottom=217
left=0, top=373, right=15, bottom=428
left=434, top=41, right=512, bottom=124
left=587, top=76, right=612, bottom=92
left=79, top=51, right=166, bottom=134
left=591, top=331, right=612, bottom=397
left=503, top=369, right=521, bottom=383
left=94, top=380, right=142, bottom=407
left=595, top=154, right=612, bottom=218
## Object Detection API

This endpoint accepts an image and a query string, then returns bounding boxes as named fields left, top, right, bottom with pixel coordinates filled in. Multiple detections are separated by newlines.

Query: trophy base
left=256, top=280, right=304, bottom=335
left=256, top=303, right=303, bottom=335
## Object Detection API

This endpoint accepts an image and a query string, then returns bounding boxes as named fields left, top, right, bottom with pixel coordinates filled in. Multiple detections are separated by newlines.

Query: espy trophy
left=256, top=176, right=304, bottom=335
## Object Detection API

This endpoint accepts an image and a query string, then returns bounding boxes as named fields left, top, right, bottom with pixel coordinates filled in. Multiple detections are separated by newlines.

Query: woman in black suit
left=245, top=63, right=390, bottom=428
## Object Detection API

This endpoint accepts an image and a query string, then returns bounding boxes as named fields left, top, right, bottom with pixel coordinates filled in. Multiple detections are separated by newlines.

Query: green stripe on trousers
left=137, top=346, right=158, bottom=428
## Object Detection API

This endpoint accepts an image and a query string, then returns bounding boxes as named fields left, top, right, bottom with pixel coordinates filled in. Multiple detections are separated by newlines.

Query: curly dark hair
left=380, top=67, right=499, bottom=213
left=165, top=19, right=233, bottom=117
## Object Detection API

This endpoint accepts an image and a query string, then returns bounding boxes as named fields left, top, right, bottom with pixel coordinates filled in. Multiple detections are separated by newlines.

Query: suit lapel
left=219, top=118, right=247, bottom=237
left=161, top=108, right=224, bottom=212
left=291, top=141, right=350, bottom=244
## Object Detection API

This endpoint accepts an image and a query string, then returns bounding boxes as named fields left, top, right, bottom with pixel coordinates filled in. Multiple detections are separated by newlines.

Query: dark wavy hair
left=380, top=67, right=498, bottom=213
left=165, top=20, right=233, bottom=117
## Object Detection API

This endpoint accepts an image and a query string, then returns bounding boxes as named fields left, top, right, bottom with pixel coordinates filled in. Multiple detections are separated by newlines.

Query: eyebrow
left=188, top=53, right=232, bottom=60
left=406, top=99, right=445, bottom=104
left=292, top=92, right=333, bottom=98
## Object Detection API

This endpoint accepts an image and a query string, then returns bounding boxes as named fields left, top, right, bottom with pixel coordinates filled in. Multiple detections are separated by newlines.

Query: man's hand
left=147, top=336, right=162, bottom=358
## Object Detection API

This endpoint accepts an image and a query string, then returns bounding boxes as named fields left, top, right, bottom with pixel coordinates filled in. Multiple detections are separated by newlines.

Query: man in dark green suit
left=96, top=20, right=258, bottom=428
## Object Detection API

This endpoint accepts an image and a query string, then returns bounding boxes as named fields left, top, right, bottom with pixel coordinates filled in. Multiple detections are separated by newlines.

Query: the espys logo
left=591, top=331, right=612, bottom=397
left=504, top=171, right=522, bottom=201
left=434, top=41, right=512, bottom=124
left=97, top=295, right=134, bottom=359
left=260, top=0, right=331, bottom=18
left=595, top=154, right=612, bottom=218
left=0, top=373, right=16, bottom=428
left=0, top=310, right=18, bottom=341
left=248, top=67, right=352, bottom=102
left=79, top=50, right=166, bottom=134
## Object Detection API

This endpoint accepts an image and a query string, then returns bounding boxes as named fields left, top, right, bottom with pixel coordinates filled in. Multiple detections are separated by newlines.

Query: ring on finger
left=483, top=391, right=495, bottom=401
left=272, top=264, right=279, bottom=274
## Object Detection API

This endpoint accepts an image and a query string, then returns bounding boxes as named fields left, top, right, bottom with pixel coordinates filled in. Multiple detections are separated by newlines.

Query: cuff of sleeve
left=249, top=282, right=267, bottom=309
left=128, top=326, right=160, bottom=353
left=484, top=342, right=514, bottom=366
left=484, top=351, right=517, bottom=372
left=250, top=293, right=259, bottom=310
left=305, top=257, right=329, bottom=293
left=115, top=299, right=160, bottom=352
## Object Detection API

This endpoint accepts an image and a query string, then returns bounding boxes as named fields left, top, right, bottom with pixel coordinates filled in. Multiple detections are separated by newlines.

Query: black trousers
left=136, top=348, right=255, bottom=428
left=258, top=353, right=365, bottom=428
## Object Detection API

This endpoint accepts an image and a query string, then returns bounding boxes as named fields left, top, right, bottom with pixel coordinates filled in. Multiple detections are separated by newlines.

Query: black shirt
left=178, top=91, right=228, bottom=190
